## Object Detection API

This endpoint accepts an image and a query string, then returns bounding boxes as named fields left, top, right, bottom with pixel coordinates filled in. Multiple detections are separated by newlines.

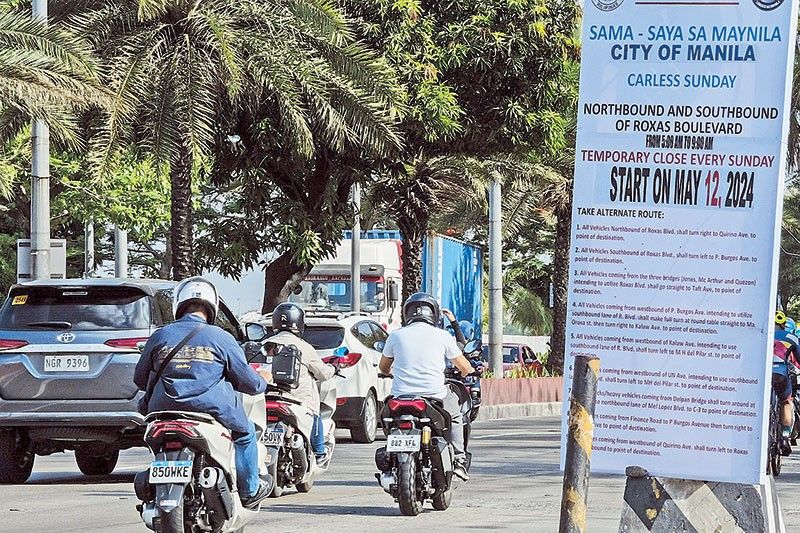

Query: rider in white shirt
left=379, top=293, right=476, bottom=481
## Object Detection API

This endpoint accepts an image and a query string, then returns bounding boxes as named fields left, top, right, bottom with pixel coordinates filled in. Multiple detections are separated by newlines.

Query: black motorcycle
left=374, top=339, right=481, bottom=516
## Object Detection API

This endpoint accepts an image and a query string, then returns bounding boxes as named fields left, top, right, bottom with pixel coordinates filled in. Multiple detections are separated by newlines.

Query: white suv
left=306, top=315, right=391, bottom=443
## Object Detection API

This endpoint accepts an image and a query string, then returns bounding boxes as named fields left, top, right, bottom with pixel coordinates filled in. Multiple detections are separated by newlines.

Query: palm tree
left=0, top=7, right=106, bottom=194
left=58, top=0, right=402, bottom=280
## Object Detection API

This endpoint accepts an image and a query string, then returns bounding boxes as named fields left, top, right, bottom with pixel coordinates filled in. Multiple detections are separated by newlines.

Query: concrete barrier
left=619, top=466, right=785, bottom=533
left=476, top=401, right=562, bottom=421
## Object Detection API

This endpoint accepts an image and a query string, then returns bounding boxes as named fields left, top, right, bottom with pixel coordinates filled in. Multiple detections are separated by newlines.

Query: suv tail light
left=105, top=337, right=149, bottom=349
left=387, top=398, right=427, bottom=413
left=0, top=339, right=28, bottom=351
left=322, top=352, right=362, bottom=369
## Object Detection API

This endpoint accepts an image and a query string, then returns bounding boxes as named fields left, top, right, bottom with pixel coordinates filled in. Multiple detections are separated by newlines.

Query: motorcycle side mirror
left=333, top=346, right=349, bottom=357
left=463, top=339, right=481, bottom=355
left=245, top=322, right=267, bottom=342
left=388, top=280, right=399, bottom=306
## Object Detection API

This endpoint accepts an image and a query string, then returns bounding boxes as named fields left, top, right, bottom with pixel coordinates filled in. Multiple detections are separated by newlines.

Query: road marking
left=473, top=431, right=548, bottom=440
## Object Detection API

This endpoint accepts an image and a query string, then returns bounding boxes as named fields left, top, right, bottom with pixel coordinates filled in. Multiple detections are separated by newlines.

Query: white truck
left=288, top=238, right=403, bottom=329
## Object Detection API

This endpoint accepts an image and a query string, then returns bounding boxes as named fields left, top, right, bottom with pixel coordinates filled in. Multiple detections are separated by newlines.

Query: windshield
left=0, top=287, right=151, bottom=331
left=289, top=278, right=385, bottom=312
left=503, top=347, right=520, bottom=364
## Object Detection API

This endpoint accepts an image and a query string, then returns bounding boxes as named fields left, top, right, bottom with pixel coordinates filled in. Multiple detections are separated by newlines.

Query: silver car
left=0, top=278, right=245, bottom=483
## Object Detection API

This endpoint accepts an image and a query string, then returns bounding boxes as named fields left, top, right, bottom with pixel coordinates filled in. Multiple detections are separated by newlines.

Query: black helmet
left=402, top=292, right=440, bottom=326
left=272, top=303, right=305, bottom=336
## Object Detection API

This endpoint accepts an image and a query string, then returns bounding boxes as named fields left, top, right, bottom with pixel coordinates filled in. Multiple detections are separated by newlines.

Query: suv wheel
left=0, top=429, right=34, bottom=484
left=350, top=391, right=378, bottom=444
left=76, top=448, right=119, bottom=476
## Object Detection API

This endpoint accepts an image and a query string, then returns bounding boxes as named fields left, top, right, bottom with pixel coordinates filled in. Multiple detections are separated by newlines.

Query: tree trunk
left=262, top=251, right=310, bottom=314
left=160, top=233, right=172, bottom=280
left=398, top=218, right=424, bottom=302
left=549, top=198, right=573, bottom=375
left=170, top=149, right=193, bottom=281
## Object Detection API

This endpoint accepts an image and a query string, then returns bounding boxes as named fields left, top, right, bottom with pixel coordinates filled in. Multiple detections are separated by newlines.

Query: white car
left=308, top=315, right=392, bottom=443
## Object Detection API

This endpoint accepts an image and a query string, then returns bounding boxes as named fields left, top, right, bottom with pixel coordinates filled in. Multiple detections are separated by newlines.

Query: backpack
left=272, top=344, right=303, bottom=389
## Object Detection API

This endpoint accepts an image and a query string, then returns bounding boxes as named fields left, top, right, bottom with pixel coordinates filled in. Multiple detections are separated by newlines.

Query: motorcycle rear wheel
left=155, top=503, right=184, bottom=533
left=431, top=487, right=452, bottom=511
left=398, top=458, right=422, bottom=516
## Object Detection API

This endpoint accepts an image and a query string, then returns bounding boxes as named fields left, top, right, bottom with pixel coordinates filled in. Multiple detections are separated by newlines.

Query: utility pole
left=114, top=226, right=128, bottom=278
left=30, top=0, right=51, bottom=281
left=84, top=220, right=94, bottom=278
left=489, top=179, right=504, bottom=378
left=351, top=184, right=361, bottom=313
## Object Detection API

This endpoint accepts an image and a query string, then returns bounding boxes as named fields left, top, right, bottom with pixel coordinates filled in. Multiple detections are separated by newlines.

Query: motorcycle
left=135, top=393, right=268, bottom=533
left=261, top=374, right=337, bottom=497
left=449, top=340, right=484, bottom=423
left=374, top=339, right=481, bottom=516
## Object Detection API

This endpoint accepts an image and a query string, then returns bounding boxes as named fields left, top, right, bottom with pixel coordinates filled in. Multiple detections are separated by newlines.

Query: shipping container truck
left=288, top=231, right=483, bottom=333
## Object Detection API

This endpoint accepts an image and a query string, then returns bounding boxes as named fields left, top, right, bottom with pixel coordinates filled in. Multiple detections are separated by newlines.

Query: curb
left=476, top=402, right=562, bottom=421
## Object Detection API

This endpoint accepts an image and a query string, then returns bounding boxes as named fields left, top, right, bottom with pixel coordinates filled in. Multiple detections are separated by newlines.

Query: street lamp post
left=489, top=179, right=504, bottom=378
left=351, top=184, right=361, bottom=313
left=30, top=0, right=51, bottom=281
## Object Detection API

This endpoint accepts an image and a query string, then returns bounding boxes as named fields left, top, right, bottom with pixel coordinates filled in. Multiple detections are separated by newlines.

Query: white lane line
left=473, top=432, right=543, bottom=440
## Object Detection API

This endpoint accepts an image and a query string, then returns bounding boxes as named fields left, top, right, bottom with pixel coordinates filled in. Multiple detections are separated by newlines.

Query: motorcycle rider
left=266, top=302, right=336, bottom=465
left=773, top=310, right=800, bottom=455
left=379, top=293, right=476, bottom=481
left=134, top=277, right=271, bottom=509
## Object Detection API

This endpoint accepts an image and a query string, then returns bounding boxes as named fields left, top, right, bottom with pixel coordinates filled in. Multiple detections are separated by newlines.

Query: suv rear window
left=0, top=287, right=151, bottom=330
left=264, top=325, right=345, bottom=350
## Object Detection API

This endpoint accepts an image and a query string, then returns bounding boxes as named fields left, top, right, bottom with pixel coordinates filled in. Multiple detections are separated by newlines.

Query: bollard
left=559, top=355, right=600, bottom=533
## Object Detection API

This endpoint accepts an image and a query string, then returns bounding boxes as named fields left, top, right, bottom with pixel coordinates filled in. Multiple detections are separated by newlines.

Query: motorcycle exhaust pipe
left=199, top=467, right=234, bottom=520
left=290, top=434, right=309, bottom=478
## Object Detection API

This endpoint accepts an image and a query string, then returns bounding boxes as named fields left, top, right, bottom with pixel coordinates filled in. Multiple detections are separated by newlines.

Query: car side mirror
left=245, top=323, right=267, bottom=342
left=388, top=281, right=399, bottom=306
left=333, top=346, right=349, bottom=357
left=374, top=341, right=385, bottom=352
left=524, top=357, right=535, bottom=365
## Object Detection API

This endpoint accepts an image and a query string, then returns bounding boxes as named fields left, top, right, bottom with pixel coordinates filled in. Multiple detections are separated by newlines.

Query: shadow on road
left=267, top=503, right=400, bottom=517
left=314, top=479, right=377, bottom=487
left=26, top=472, right=135, bottom=486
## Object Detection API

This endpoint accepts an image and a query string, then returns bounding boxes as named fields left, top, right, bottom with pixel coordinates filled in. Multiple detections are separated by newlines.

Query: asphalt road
left=2, top=417, right=800, bottom=532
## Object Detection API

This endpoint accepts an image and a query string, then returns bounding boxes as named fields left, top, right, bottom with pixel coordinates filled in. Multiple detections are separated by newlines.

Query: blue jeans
left=232, top=420, right=260, bottom=498
left=312, top=415, right=325, bottom=456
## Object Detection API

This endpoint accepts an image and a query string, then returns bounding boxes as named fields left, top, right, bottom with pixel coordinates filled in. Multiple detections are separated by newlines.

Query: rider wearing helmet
left=379, top=293, right=476, bottom=481
left=134, top=277, right=271, bottom=508
left=773, top=310, right=800, bottom=455
left=266, top=303, right=335, bottom=465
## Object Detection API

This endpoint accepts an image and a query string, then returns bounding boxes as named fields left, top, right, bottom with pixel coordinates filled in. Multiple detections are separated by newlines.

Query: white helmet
left=173, top=276, right=219, bottom=324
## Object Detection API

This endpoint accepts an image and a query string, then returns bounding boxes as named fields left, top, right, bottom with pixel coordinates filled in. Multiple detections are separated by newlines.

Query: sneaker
left=316, top=454, right=328, bottom=467
left=781, top=437, right=793, bottom=457
left=453, top=459, right=470, bottom=482
left=241, top=481, right=270, bottom=510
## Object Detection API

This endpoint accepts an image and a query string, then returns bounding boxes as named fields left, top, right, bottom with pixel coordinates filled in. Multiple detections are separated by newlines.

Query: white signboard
left=562, top=0, right=798, bottom=484
left=16, top=240, right=67, bottom=282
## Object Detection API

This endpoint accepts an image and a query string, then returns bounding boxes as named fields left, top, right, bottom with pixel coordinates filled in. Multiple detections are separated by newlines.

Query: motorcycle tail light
left=164, top=441, right=184, bottom=451
left=397, top=421, right=414, bottom=430
left=387, top=398, right=426, bottom=413
left=149, top=420, right=200, bottom=439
